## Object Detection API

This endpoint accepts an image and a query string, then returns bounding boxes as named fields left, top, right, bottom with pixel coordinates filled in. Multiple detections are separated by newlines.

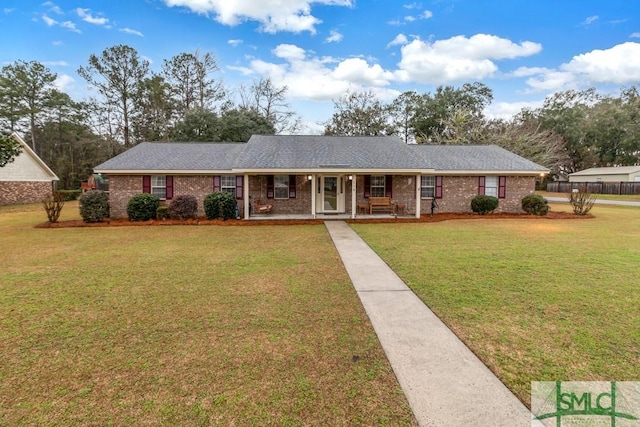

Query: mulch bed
left=36, top=211, right=593, bottom=228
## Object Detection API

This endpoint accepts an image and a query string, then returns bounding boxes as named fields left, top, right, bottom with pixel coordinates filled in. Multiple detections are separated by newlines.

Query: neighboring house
left=94, top=135, right=549, bottom=219
left=569, top=166, right=640, bottom=183
left=0, top=133, right=59, bottom=205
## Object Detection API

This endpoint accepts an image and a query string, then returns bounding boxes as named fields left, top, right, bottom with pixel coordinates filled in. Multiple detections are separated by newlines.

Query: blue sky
left=2, top=0, right=640, bottom=133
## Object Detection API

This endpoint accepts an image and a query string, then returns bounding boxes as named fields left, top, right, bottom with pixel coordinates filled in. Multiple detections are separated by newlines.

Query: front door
left=323, top=176, right=338, bottom=212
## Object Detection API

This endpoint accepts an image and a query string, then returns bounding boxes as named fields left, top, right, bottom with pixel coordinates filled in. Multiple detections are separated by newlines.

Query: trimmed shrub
left=204, top=192, right=236, bottom=220
left=79, top=190, right=109, bottom=223
left=568, top=190, right=596, bottom=215
left=156, top=205, right=169, bottom=220
left=168, top=195, right=198, bottom=219
left=521, top=194, right=549, bottom=215
left=57, top=189, right=82, bottom=201
left=42, top=192, right=65, bottom=223
left=127, top=193, right=159, bottom=221
left=471, top=195, right=499, bottom=215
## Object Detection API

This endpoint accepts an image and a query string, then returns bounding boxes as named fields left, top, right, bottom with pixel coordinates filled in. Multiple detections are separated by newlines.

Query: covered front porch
left=241, top=172, right=426, bottom=220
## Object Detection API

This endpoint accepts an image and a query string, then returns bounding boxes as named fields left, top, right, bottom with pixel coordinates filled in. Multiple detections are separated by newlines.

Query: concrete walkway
left=325, top=221, right=532, bottom=427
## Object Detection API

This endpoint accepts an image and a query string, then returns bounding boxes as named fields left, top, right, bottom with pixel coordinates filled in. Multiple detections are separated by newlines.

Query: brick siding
left=0, top=181, right=53, bottom=205
left=107, top=174, right=536, bottom=218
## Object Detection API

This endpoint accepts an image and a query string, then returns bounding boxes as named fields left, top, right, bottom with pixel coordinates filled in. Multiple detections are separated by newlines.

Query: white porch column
left=351, top=174, right=356, bottom=219
left=415, top=174, right=421, bottom=218
left=243, top=174, right=250, bottom=219
left=310, top=174, right=316, bottom=218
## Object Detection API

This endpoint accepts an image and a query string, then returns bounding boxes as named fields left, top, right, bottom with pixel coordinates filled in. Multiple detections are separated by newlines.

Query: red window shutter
left=166, top=176, right=174, bottom=199
left=235, top=175, right=243, bottom=199
left=385, top=175, right=393, bottom=198
left=267, top=175, right=274, bottom=199
left=478, top=176, right=486, bottom=195
left=142, top=175, right=151, bottom=193
left=364, top=175, right=371, bottom=198
left=435, top=176, right=443, bottom=199
left=289, top=175, right=296, bottom=198
left=498, top=176, right=506, bottom=199
left=213, top=175, right=221, bottom=192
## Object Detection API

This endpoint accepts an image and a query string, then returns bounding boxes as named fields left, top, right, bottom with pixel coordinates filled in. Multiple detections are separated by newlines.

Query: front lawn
left=0, top=203, right=414, bottom=425
left=352, top=203, right=640, bottom=406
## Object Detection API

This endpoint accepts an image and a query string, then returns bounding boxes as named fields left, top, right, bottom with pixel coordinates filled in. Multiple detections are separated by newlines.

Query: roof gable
left=0, top=133, right=58, bottom=182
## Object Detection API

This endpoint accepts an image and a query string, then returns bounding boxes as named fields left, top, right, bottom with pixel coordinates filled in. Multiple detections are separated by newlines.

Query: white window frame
left=221, top=175, right=236, bottom=196
left=421, top=176, right=435, bottom=199
left=370, top=175, right=385, bottom=197
left=485, top=176, right=498, bottom=197
left=274, top=175, right=289, bottom=199
left=151, top=175, right=166, bottom=199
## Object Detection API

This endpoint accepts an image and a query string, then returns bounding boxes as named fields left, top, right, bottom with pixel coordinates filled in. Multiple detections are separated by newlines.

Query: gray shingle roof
left=94, top=136, right=549, bottom=173
left=411, top=144, right=549, bottom=171
left=94, top=142, right=245, bottom=171
left=236, top=135, right=425, bottom=169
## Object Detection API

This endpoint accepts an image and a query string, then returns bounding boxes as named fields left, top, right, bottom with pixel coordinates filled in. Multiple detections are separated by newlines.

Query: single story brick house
left=0, top=133, right=59, bottom=205
left=94, top=135, right=548, bottom=219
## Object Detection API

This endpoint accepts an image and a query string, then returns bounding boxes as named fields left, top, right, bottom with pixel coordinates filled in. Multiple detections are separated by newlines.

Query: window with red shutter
left=267, top=175, right=274, bottom=199
left=165, top=176, right=173, bottom=199
left=235, top=176, right=244, bottom=199
left=213, top=176, right=221, bottom=192
left=435, top=176, right=443, bottom=199
left=478, top=176, right=486, bottom=195
left=385, top=175, right=393, bottom=198
left=498, top=176, right=506, bottom=199
left=364, top=175, right=371, bottom=198
left=288, top=175, right=296, bottom=198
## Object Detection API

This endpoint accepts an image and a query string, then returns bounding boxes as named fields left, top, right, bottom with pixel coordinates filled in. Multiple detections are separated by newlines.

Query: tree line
left=324, top=84, right=640, bottom=178
left=1, top=43, right=639, bottom=189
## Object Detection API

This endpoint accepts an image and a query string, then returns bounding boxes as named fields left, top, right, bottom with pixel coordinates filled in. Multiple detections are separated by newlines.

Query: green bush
left=57, top=189, right=82, bottom=201
left=204, top=192, right=236, bottom=220
left=127, top=193, right=160, bottom=221
left=169, top=195, right=198, bottom=219
left=79, top=190, right=110, bottom=222
left=156, top=205, right=169, bottom=220
left=521, top=194, right=549, bottom=215
left=471, top=195, right=499, bottom=215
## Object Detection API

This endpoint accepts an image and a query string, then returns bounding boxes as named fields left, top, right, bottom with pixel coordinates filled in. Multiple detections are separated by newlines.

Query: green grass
left=0, top=203, right=415, bottom=426
left=352, top=204, right=640, bottom=406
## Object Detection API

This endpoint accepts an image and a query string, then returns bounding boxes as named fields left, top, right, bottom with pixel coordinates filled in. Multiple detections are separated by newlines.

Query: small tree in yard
left=568, top=190, right=596, bottom=215
left=471, top=195, right=499, bottom=215
left=79, top=190, right=109, bottom=222
left=42, top=192, right=65, bottom=223
left=168, top=195, right=198, bottom=219
left=127, top=193, right=159, bottom=221
left=204, top=192, right=236, bottom=220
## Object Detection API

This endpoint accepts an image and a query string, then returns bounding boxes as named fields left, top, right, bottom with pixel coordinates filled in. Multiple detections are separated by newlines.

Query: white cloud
left=42, top=1, right=63, bottom=15
left=42, top=14, right=57, bottom=26
left=630, top=32, right=640, bottom=38
left=42, top=60, right=69, bottom=66
left=333, top=58, right=394, bottom=86
left=562, top=42, right=640, bottom=84
left=387, top=33, right=409, bottom=48
left=228, top=39, right=243, bottom=47
left=403, top=2, right=421, bottom=9
left=325, top=30, right=343, bottom=43
left=163, top=0, right=353, bottom=34
left=53, top=74, right=74, bottom=92
left=521, top=42, right=640, bottom=92
left=60, top=21, right=80, bottom=33
left=404, top=15, right=416, bottom=22
left=52, top=41, right=63, bottom=46
left=3, top=8, right=15, bottom=14
left=396, top=34, right=542, bottom=84
left=485, top=100, right=543, bottom=120
left=422, top=10, right=433, bottom=19
left=76, top=8, right=109, bottom=25
left=234, top=43, right=398, bottom=102
left=582, top=15, right=599, bottom=26
left=120, top=27, right=144, bottom=37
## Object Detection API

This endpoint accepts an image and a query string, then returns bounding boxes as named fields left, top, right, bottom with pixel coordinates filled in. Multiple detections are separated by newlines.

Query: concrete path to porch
left=324, top=221, right=533, bottom=427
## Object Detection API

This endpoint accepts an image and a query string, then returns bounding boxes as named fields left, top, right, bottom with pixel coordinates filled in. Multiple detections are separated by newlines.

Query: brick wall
left=248, top=175, right=312, bottom=215
left=430, top=175, right=535, bottom=214
left=0, top=181, right=53, bottom=205
left=108, top=175, right=246, bottom=219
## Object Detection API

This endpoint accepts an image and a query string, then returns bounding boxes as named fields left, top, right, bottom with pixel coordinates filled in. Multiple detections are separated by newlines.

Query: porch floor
left=247, top=213, right=415, bottom=220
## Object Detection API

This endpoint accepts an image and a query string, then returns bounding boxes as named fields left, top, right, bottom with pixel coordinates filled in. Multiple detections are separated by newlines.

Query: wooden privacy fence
left=546, top=181, right=640, bottom=195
